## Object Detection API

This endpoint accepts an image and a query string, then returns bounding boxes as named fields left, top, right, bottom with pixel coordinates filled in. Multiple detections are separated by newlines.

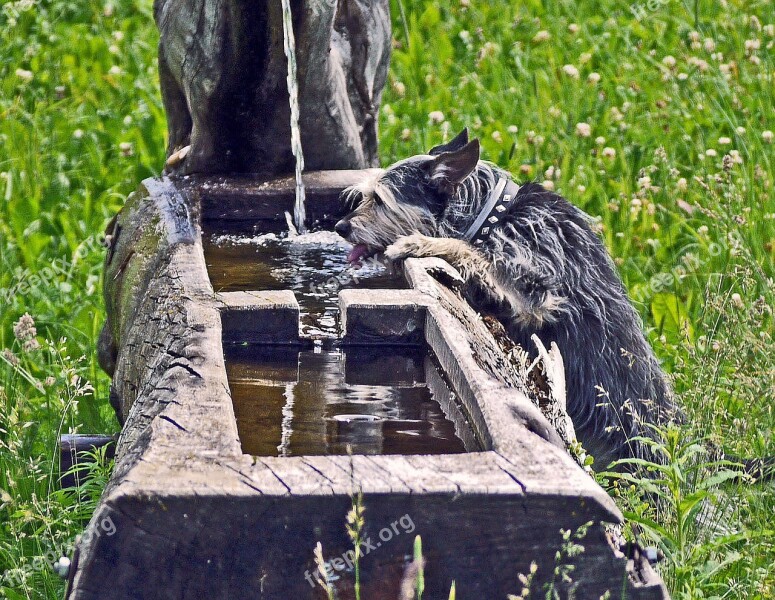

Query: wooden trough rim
left=179, top=170, right=380, bottom=224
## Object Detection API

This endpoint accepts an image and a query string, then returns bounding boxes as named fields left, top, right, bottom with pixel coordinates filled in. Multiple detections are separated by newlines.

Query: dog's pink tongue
left=347, top=244, right=369, bottom=264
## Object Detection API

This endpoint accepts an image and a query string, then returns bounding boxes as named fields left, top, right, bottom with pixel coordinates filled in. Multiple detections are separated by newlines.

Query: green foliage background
left=0, top=0, right=773, bottom=597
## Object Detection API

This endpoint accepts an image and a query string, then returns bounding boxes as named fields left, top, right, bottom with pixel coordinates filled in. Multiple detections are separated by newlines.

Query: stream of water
left=280, top=0, right=306, bottom=234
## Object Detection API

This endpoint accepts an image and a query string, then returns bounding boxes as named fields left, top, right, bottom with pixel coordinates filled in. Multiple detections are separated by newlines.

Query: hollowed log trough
left=68, top=172, right=668, bottom=598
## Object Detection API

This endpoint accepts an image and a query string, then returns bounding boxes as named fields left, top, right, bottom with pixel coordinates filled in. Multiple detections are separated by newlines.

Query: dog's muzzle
left=335, top=219, right=374, bottom=264
left=335, top=219, right=352, bottom=238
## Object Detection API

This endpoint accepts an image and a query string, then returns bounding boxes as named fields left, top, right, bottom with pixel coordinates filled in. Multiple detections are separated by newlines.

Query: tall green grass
left=1, top=0, right=773, bottom=597
left=1, top=0, right=163, bottom=596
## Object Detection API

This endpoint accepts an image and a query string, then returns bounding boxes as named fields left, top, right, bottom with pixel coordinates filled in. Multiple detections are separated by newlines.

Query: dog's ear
left=429, top=128, right=469, bottom=156
left=427, top=139, right=480, bottom=196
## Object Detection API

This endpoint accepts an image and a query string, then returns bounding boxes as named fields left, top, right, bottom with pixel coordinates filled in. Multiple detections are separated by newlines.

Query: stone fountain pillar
left=155, top=0, right=391, bottom=176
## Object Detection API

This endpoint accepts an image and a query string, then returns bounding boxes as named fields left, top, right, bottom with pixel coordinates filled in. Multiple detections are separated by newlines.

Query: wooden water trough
left=64, top=172, right=668, bottom=599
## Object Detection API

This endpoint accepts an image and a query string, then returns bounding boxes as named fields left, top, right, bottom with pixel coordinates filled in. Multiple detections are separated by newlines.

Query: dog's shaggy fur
left=335, top=130, right=681, bottom=468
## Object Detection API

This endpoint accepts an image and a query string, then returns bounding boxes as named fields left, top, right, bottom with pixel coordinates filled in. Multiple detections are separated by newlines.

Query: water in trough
left=204, top=231, right=475, bottom=456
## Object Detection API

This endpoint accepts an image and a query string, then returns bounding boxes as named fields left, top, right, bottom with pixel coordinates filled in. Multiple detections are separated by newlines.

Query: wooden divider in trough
left=70, top=172, right=668, bottom=598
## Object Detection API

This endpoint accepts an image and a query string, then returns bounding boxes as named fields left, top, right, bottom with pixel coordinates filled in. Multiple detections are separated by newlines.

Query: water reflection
left=226, top=345, right=472, bottom=456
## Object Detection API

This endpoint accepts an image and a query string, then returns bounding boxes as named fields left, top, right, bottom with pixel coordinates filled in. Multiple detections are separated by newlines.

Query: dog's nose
left=335, top=219, right=351, bottom=238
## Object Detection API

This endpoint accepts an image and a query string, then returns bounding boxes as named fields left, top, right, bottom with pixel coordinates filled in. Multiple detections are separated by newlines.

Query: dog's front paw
left=384, top=234, right=432, bottom=262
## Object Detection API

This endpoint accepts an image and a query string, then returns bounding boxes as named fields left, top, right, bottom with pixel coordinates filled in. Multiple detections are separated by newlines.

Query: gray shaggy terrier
left=335, top=129, right=680, bottom=469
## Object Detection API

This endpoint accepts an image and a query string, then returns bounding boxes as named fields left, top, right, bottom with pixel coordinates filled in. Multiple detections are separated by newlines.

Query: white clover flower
left=478, top=41, right=499, bottom=62
left=579, top=52, right=592, bottom=64
left=704, top=38, right=716, bottom=52
left=391, top=81, right=406, bottom=97
left=765, top=24, right=775, bottom=37
left=677, top=177, right=688, bottom=191
left=689, top=31, right=700, bottom=43
left=542, top=180, right=555, bottom=191
left=532, top=30, right=550, bottom=43
left=745, top=39, right=761, bottom=54
left=119, top=141, right=133, bottom=156
left=428, top=111, right=445, bottom=124
left=73, top=129, right=84, bottom=139
left=637, top=176, right=652, bottom=189
left=401, top=128, right=411, bottom=141
left=575, top=122, right=592, bottom=137
left=108, top=65, right=122, bottom=76
left=491, top=130, right=503, bottom=144
left=587, top=72, right=601, bottom=84
left=562, top=64, right=580, bottom=78
left=762, top=130, right=774, bottom=143
left=662, top=55, right=677, bottom=68
left=112, top=30, right=125, bottom=41
left=568, top=23, right=580, bottom=34
left=507, top=125, right=519, bottom=134
left=595, top=136, right=606, bottom=145
left=705, top=148, right=717, bottom=157
left=688, top=56, right=709, bottom=71
left=718, top=136, right=732, bottom=145
left=602, top=147, right=616, bottom=159
left=736, top=126, right=746, bottom=135
left=15, top=68, right=33, bottom=82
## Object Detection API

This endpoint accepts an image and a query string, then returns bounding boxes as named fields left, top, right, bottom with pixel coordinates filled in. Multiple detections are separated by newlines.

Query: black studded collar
left=462, top=177, right=520, bottom=245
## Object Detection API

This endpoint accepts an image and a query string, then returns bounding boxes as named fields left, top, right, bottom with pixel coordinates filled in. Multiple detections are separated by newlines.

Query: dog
left=335, top=129, right=680, bottom=469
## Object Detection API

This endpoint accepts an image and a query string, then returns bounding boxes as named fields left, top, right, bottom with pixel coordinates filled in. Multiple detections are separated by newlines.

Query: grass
left=1, top=0, right=773, bottom=597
